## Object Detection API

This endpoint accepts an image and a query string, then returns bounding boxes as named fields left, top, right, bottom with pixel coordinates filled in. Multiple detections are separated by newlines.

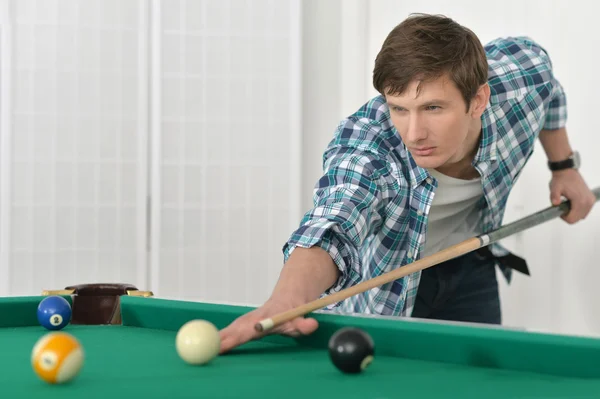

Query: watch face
left=573, top=151, right=581, bottom=168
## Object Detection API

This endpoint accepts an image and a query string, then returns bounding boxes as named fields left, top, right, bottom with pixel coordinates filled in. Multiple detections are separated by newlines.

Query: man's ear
left=470, top=83, right=490, bottom=118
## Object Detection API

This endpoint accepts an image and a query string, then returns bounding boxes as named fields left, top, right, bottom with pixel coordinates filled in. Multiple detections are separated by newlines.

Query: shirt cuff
left=282, top=220, right=362, bottom=305
left=543, top=81, right=567, bottom=130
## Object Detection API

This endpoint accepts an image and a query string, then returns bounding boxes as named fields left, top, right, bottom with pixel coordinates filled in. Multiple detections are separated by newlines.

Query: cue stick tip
left=255, top=318, right=274, bottom=332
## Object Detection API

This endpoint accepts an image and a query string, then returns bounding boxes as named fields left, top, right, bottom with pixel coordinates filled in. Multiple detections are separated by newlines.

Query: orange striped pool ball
left=31, top=332, right=84, bottom=384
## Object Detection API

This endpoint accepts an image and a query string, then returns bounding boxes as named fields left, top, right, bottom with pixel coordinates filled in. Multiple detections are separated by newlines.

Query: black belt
left=475, top=246, right=530, bottom=276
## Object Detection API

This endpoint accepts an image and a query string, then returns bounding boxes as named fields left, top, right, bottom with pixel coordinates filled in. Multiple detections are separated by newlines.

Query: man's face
left=385, top=75, right=485, bottom=170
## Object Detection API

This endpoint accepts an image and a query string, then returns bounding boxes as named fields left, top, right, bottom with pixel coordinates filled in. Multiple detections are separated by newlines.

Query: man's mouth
left=410, top=147, right=435, bottom=156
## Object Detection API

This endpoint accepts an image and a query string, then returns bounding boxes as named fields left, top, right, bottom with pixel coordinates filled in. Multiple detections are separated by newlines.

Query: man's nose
left=405, top=114, right=427, bottom=142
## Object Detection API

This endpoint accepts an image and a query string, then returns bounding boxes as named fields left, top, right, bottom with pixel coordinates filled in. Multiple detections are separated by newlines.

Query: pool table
left=2, top=291, right=600, bottom=398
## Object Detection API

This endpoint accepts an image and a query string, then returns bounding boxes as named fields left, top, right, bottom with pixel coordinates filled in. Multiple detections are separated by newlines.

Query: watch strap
left=548, top=158, right=575, bottom=171
left=548, top=151, right=579, bottom=171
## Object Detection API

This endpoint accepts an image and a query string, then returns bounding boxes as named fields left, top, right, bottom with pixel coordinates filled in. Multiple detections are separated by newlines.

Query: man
left=219, top=14, right=596, bottom=353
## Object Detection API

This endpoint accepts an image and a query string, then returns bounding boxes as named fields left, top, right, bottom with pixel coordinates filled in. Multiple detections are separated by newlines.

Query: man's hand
left=549, top=169, right=596, bottom=224
left=218, top=246, right=339, bottom=354
left=219, top=298, right=318, bottom=354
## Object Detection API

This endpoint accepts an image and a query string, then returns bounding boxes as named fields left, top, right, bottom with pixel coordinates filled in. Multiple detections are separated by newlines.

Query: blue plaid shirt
left=283, top=36, right=567, bottom=316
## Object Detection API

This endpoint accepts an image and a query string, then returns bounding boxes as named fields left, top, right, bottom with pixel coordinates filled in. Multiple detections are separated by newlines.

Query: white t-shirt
left=421, top=168, right=484, bottom=258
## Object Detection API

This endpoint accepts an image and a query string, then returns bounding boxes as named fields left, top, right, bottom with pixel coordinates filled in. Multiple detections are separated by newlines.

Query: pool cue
left=256, top=186, right=600, bottom=332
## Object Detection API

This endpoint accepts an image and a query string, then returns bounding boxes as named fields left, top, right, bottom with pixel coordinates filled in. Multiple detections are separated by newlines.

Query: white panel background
left=0, top=0, right=302, bottom=307
left=151, top=0, right=301, bottom=305
left=0, top=0, right=148, bottom=295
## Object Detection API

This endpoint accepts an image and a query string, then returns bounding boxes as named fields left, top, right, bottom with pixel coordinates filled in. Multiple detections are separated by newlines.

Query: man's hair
left=373, top=14, right=488, bottom=110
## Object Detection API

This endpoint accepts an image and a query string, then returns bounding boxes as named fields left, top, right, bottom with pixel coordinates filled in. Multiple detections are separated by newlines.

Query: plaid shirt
left=283, top=36, right=567, bottom=316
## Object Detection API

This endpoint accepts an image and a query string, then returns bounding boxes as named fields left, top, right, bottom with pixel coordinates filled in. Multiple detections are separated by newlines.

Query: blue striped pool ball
left=37, top=296, right=72, bottom=330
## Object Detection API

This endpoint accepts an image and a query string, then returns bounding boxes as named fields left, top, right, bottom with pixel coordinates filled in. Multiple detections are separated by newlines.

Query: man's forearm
left=538, top=127, right=573, bottom=162
left=269, top=246, right=340, bottom=304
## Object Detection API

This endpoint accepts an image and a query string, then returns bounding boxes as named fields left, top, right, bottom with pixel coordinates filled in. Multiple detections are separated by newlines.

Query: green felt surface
left=1, top=296, right=599, bottom=398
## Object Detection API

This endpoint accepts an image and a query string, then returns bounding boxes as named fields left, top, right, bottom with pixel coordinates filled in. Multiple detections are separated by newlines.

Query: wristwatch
left=548, top=151, right=580, bottom=171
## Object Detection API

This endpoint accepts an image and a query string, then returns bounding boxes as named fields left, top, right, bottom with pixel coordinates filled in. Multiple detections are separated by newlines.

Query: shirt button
left=417, top=210, right=423, bottom=216
left=407, top=251, right=413, bottom=258
left=426, top=178, right=433, bottom=184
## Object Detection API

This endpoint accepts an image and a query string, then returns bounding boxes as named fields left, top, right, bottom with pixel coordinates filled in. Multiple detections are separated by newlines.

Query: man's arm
left=538, top=127, right=572, bottom=162
left=529, top=37, right=597, bottom=223
left=218, top=144, right=391, bottom=353
left=269, top=246, right=339, bottom=305
left=217, top=248, right=334, bottom=354
left=538, top=127, right=596, bottom=223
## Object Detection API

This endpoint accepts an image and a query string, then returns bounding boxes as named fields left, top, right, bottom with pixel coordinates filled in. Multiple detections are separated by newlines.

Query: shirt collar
left=405, top=149, right=431, bottom=188
left=474, top=101, right=499, bottom=164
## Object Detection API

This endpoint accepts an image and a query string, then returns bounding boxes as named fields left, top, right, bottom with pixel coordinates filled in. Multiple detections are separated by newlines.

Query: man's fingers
left=292, top=317, right=319, bottom=335
left=570, top=191, right=589, bottom=222
left=582, top=191, right=597, bottom=218
left=219, top=323, right=245, bottom=354
left=562, top=193, right=595, bottom=224
left=219, top=334, right=238, bottom=354
left=219, top=315, right=264, bottom=354
left=552, top=186, right=577, bottom=223
left=275, top=317, right=319, bottom=338
left=217, top=302, right=322, bottom=354
left=219, top=327, right=263, bottom=354
left=563, top=205, right=581, bottom=224
left=551, top=175, right=598, bottom=224
left=551, top=191, right=563, bottom=206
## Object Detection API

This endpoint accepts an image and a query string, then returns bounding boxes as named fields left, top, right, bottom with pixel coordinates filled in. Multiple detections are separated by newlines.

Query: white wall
left=150, top=0, right=302, bottom=305
left=0, top=0, right=302, bottom=307
left=300, top=0, right=343, bottom=212
left=301, top=0, right=373, bottom=209
left=0, top=0, right=150, bottom=293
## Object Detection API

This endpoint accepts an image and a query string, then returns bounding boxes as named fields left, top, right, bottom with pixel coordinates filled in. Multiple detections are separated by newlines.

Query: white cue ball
left=175, top=320, right=221, bottom=365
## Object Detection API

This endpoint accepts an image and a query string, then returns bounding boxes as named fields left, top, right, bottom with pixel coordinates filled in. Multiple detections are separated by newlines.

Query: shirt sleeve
left=282, top=142, right=391, bottom=299
left=529, top=39, right=568, bottom=130
left=543, top=76, right=567, bottom=130
left=505, top=36, right=568, bottom=131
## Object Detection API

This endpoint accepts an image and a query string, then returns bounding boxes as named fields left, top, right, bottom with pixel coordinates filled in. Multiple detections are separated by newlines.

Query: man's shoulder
left=328, top=95, right=398, bottom=154
left=484, top=36, right=547, bottom=59
left=485, top=36, right=553, bottom=65
left=321, top=96, right=407, bottom=179
left=484, top=36, right=556, bottom=101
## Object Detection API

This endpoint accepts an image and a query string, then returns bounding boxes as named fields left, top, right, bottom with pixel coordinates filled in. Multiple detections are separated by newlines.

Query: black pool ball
left=328, top=327, right=374, bottom=373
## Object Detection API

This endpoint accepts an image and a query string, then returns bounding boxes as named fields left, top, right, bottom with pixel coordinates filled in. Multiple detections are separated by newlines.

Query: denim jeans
left=411, top=249, right=501, bottom=325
